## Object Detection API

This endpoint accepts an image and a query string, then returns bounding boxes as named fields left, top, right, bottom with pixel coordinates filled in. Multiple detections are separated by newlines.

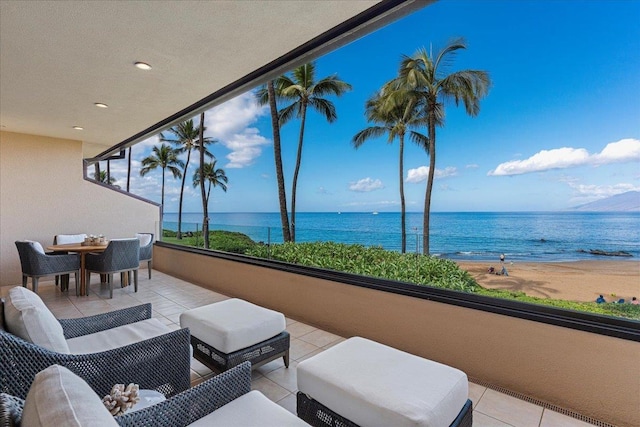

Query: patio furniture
left=52, top=233, right=87, bottom=289
left=136, top=233, right=154, bottom=279
left=297, top=337, right=472, bottom=427
left=15, top=240, right=80, bottom=294
left=180, top=298, right=290, bottom=372
left=0, top=362, right=311, bottom=427
left=0, top=286, right=191, bottom=400
left=85, top=238, right=140, bottom=298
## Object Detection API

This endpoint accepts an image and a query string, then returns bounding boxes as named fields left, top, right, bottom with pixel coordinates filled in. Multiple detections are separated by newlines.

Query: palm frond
left=308, top=98, right=337, bottom=123
left=352, top=126, right=390, bottom=148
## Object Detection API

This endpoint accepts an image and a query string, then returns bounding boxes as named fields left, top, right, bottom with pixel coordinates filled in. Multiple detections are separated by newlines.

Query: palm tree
left=93, top=170, right=117, bottom=186
left=353, top=87, right=427, bottom=253
left=395, top=39, right=490, bottom=254
left=255, top=80, right=291, bottom=242
left=161, top=119, right=214, bottom=239
left=193, top=160, right=228, bottom=248
left=277, top=62, right=351, bottom=241
left=139, top=143, right=184, bottom=208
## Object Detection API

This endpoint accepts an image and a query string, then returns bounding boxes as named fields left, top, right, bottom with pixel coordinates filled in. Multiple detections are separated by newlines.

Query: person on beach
left=596, top=295, right=606, bottom=304
left=500, top=253, right=505, bottom=264
left=632, top=297, right=639, bottom=305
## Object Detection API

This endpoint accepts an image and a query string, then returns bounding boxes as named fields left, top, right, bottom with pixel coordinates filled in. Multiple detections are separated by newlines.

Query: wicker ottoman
left=297, top=337, right=472, bottom=427
left=180, top=298, right=290, bottom=372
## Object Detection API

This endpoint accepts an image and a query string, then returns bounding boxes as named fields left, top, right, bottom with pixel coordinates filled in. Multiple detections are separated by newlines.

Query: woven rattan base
left=296, top=392, right=473, bottom=427
left=191, top=331, right=290, bottom=373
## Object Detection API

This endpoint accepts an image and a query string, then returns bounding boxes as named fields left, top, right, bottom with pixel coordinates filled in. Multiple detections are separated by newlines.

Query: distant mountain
left=569, top=191, right=640, bottom=212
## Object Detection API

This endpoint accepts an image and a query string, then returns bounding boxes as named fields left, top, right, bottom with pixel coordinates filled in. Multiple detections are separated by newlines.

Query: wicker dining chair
left=52, top=233, right=87, bottom=289
left=85, top=238, right=140, bottom=298
left=136, top=233, right=154, bottom=279
left=15, top=241, right=80, bottom=294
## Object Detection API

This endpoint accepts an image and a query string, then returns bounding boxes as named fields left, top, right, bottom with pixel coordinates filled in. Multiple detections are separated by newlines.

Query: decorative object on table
left=102, top=383, right=140, bottom=416
left=83, top=234, right=108, bottom=246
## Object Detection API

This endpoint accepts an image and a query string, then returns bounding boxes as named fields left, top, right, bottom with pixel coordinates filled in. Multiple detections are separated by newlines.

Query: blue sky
left=111, top=0, right=640, bottom=213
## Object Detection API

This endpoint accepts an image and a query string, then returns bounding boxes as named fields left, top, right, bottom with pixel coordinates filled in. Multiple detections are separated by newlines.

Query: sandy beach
left=455, top=260, right=640, bottom=302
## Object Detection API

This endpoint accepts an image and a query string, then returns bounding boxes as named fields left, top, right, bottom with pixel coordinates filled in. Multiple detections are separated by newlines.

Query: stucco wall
left=0, top=131, right=160, bottom=286
left=155, top=245, right=640, bottom=427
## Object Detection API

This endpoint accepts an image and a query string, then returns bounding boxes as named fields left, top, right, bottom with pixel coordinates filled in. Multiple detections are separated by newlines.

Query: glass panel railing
left=159, top=219, right=640, bottom=320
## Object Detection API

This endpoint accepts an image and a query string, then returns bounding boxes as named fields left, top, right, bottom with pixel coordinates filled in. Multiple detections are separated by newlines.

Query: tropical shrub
left=246, top=241, right=478, bottom=292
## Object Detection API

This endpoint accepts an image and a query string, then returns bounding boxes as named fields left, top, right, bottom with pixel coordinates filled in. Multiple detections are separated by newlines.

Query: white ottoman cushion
left=67, top=318, right=171, bottom=354
left=189, top=391, right=309, bottom=427
left=297, top=337, right=468, bottom=427
left=180, top=299, right=286, bottom=354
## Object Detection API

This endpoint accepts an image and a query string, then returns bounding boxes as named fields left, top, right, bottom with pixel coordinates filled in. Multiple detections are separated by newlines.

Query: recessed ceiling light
left=134, top=62, right=152, bottom=70
left=72, top=126, right=84, bottom=130
left=94, top=102, right=108, bottom=108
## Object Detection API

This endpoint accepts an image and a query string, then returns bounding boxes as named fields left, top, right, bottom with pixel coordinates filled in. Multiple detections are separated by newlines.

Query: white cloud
left=466, top=164, right=479, bottom=169
left=348, top=177, right=384, bottom=192
left=488, top=138, right=640, bottom=176
left=591, top=138, right=640, bottom=165
left=406, top=166, right=458, bottom=183
left=566, top=181, right=640, bottom=204
left=204, top=92, right=270, bottom=168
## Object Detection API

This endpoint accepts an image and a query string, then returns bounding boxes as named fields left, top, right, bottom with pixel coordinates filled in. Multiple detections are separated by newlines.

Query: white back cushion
left=136, top=233, right=152, bottom=247
left=24, top=240, right=45, bottom=254
left=22, top=365, right=118, bottom=427
left=56, top=234, right=87, bottom=244
left=4, top=286, right=69, bottom=354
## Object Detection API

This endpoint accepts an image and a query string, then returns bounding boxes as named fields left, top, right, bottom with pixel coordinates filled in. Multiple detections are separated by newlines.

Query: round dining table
left=47, top=242, right=108, bottom=296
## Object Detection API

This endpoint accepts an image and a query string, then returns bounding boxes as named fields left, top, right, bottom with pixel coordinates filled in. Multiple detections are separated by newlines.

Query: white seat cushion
left=180, top=299, right=286, bottom=354
left=189, top=390, right=310, bottom=427
left=55, top=234, right=87, bottom=244
left=297, top=337, right=469, bottom=427
left=66, top=318, right=171, bottom=354
left=4, top=286, right=70, bottom=353
left=21, top=365, right=118, bottom=427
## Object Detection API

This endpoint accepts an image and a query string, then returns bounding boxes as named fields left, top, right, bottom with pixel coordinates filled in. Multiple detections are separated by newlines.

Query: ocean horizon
left=161, top=211, right=640, bottom=263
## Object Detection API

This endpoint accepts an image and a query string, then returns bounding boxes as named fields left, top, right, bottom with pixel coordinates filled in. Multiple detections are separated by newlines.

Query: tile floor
left=3, top=270, right=595, bottom=427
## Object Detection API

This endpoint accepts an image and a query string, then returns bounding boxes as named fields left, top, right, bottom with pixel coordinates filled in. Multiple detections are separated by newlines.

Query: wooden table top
left=47, top=242, right=108, bottom=252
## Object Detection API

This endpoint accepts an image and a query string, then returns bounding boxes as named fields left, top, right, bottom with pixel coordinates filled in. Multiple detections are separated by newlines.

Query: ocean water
left=162, top=212, right=640, bottom=262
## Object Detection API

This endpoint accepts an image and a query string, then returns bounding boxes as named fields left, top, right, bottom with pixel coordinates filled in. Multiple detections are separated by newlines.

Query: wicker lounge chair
left=0, top=288, right=190, bottom=400
left=0, top=362, right=311, bottom=427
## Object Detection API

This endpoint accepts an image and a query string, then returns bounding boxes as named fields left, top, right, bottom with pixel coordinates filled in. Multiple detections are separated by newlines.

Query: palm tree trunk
left=177, top=150, right=191, bottom=240
left=291, top=102, right=308, bottom=242
left=268, top=80, right=291, bottom=242
left=126, top=147, right=132, bottom=192
left=94, top=162, right=100, bottom=180
left=423, top=106, right=437, bottom=255
left=399, top=134, right=406, bottom=253
left=199, top=112, right=209, bottom=249
left=161, top=168, right=166, bottom=208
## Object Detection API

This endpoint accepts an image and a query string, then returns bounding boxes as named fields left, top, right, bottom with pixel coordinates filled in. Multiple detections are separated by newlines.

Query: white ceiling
left=0, top=1, right=422, bottom=153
